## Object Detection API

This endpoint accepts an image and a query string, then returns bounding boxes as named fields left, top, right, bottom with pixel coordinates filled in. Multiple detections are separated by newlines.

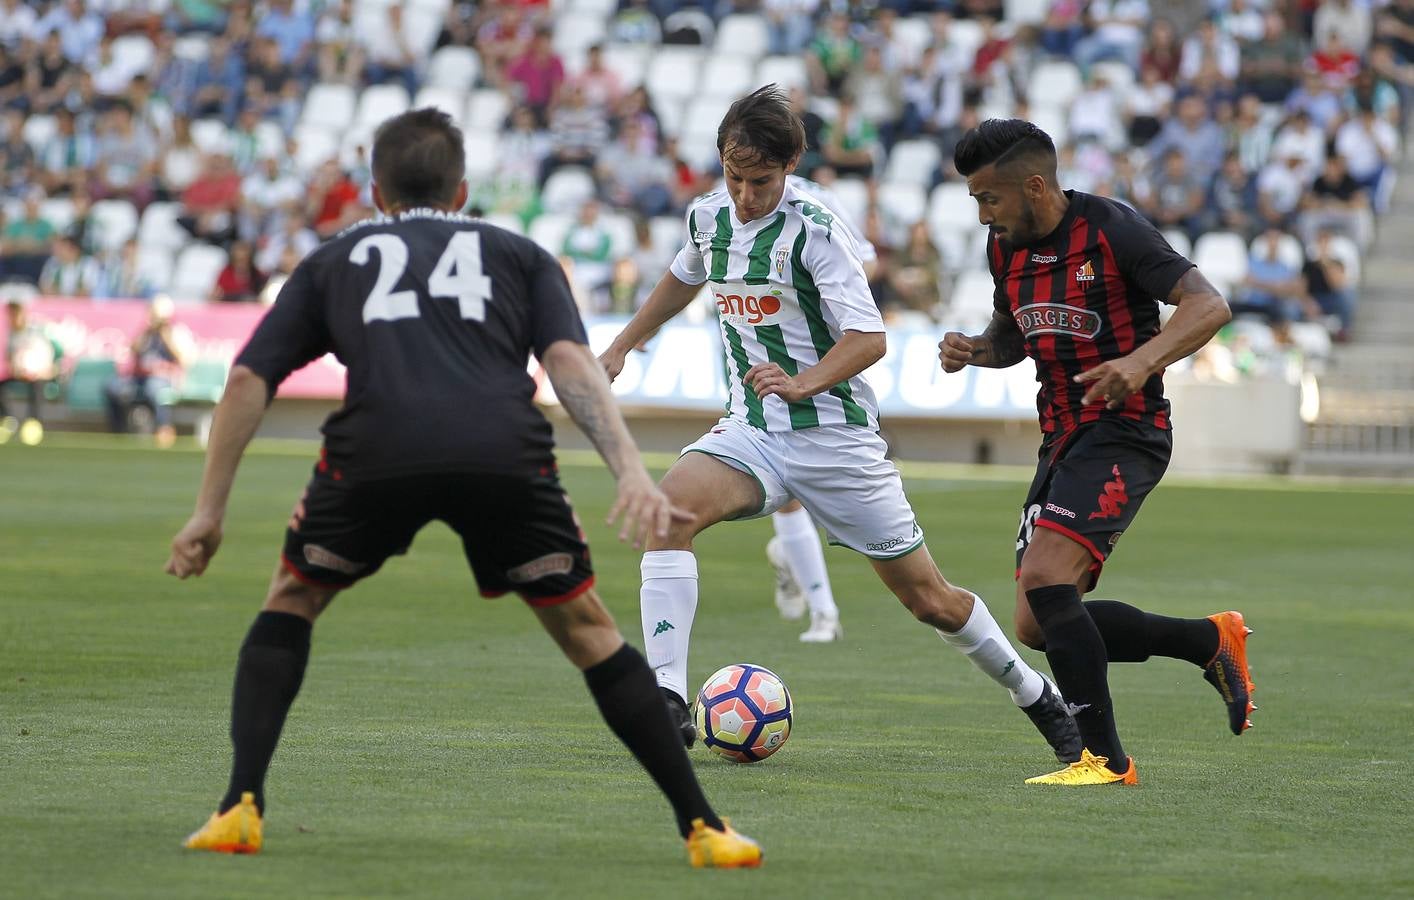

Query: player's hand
left=164, top=512, right=223, bottom=579
left=938, top=332, right=974, bottom=373
left=1075, top=355, right=1152, bottom=409
left=607, top=471, right=694, bottom=549
left=744, top=362, right=807, bottom=403
left=598, top=347, right=627, bottom=384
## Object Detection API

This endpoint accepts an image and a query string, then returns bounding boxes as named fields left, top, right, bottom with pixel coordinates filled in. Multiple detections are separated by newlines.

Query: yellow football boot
left=1025, top=748, right=1138, bottom=786
left=685, top=818, right=762, bottom=868
left=184, top=791, right=262, bottom=854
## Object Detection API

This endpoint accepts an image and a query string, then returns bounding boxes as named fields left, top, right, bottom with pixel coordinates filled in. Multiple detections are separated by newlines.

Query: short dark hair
left=717, top=84, right=806, bottom=169
left=371, top=108, right=466, bottom=209
left=953, top=118, right=1057, bottom=180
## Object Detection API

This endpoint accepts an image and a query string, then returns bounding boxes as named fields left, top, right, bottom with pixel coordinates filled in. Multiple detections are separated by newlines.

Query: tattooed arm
left=1074, top=267, right=1231, bottom=409
left=539, top=340, right=686, bottom=545
left=938, top=310, right=1029, bottom=372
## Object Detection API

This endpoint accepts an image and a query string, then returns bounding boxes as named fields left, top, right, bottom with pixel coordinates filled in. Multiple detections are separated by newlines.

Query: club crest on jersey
left=1013, top=303, right=1102, bottom=339
left=775, top=247, right=789, bottom=276
left=1075, top=259, right=1097, bottom=283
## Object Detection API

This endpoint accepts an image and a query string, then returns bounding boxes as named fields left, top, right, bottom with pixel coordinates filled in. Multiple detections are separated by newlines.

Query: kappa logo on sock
left=1001, top=659, right=1016, bottom=676
left=652, top=619, right=675, bottom=636
left=1064, top=702, right=1092, bottom=717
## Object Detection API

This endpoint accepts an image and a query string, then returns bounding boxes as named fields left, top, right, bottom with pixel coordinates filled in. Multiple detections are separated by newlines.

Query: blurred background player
left=166, top=109, right=760, bottom=868
left=104, top=295, right=187, bottom=448
left=0, top=293, right=60, bottom=446
left=941, top=119, right=1254, bottom=786
left=600, top=87, right=1083, bottom=767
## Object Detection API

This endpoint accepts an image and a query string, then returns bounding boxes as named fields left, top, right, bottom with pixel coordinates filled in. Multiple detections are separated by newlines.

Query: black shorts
left=1014, top=417, right=1171, bottom=590
left=281, top=463, right=594, bottom=607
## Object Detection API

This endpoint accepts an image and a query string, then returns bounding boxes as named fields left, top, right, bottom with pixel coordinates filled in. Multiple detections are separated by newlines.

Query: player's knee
left=896, top=583, right=970, bottom=632
left=1016, top=560, right=1074, bottom=594
left=263, top=567, right=337, bottom=621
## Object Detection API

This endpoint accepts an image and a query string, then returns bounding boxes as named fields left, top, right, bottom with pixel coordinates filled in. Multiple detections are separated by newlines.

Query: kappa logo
left=303, top=544, right=365, bottom=575
left=1031, top=253, right=1059, bottom=264
left=507, top=552, right=574, bottom=583
left=652, top=619, right=675, bottom=636
left=1044, top=502, right=1077, bottom=519
left=1088, top=465, right=1129, bottom=521
left=1075, top=259, right=1096, bottom=283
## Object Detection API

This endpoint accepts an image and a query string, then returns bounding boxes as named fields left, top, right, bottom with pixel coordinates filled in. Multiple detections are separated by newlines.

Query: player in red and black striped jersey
left=164, top=109, right=760, bottom=865
left=940, top=119, right=1256, bottom=785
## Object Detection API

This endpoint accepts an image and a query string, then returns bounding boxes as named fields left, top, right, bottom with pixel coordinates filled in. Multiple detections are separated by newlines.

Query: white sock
left=935, top=593, right=1045, bottom=708
left=771, top=507, right=838, bottom=619
left=640, top=550, right=699, bottom=703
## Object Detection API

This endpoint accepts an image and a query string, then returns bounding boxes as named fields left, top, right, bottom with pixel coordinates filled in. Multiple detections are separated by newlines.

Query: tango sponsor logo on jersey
left=507, top=552, right=574, bottom=583
left=1089, top=464, right=1129, bottom=521
left=1013, top=303, right=1102, bottom=340
left=1044, top=502, right=1077, bottom=519
left=1075, top=259, right=1097, bottom=283
left=303, top=544, right=365, bottom=575
left=710, top=282, right=801, bottom=327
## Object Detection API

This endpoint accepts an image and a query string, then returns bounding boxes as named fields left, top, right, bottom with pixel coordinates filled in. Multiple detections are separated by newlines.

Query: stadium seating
left=65, top=358, right=118, bottom=415
left=465, top=89, right=511, bottom=132
left=301, top=83, right=358, bottom=133
left=89, top=200, right=139, bottom=253
left=714, top=14, right=770, bottom=58
left=541, top=167, right=596, bottom=215
left=355, top=85, right=411, bottom=131
left=426, top=46, right=480, bottom=91
left=884, top=140, right=942, bottom=188
left=754, top=55, right=808, bottom=91
left=170, top=244, right=229, bottom=303
left=700, top=54, right=758, bottom=101
left=1193, top=232, right=1251, bottom=294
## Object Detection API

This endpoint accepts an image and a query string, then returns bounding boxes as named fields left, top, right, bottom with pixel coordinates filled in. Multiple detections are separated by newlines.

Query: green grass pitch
left=2, top=437, right=1412, bottom=898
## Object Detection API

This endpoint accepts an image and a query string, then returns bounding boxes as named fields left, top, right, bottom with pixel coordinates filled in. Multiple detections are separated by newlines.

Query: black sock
left=1085, top=600, right=1219, bottom=666
left=584, top=644, right=722, bottom=838
left=220, top=611, right=312, bottom=814
left=1027, top=585, right=1127, bottom=772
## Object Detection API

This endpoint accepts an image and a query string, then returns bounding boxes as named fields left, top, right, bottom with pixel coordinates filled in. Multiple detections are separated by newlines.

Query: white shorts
left=682, top=416, right=924, bottom=559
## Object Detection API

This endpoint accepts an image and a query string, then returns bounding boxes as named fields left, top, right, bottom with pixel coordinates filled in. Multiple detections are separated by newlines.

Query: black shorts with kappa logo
left=282, top=462, right=594, bottom=606
left=1014, top=416, right=1172, bottom=590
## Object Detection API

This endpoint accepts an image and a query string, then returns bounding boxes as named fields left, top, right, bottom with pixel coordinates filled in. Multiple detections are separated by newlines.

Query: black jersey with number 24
left=236, top=209, right=587, bottom=480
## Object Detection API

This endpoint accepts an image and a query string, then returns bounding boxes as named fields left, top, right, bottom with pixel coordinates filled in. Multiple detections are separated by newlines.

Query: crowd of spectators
left=0, top=0, right=1408, bottom=350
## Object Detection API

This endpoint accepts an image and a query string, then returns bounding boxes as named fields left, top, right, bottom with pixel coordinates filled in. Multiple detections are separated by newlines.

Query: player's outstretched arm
left=598, top=271, right=701, bottom=382
left=165, top=365, right=270, bottom=579
left=542, top=339, right=690, bottom=547
left=1075, top=267, right=1231, bottom=409
left=939, top=310, right=1027, bottom=372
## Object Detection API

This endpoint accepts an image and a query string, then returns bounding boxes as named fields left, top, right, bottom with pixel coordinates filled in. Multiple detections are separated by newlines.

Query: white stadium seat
left=650, top=214, right=685, bottom=260
left=138, top=202, right=188, bottom=254
left=949, top=269, right=1000, bottom=321
left=600, top=211, right=637, bottom=258
left=754, top=55, right=808, bottom=91
left=553, top=12, right=609, bottom=57
left=600, top=44, right=650, bottom=90
left=1162, top=228, right=1192, bottom=259
left=646, top=47, right=703, bottom=107
left=137, top=247, right=175, bottom=293
left=528, top=212, right=573, bottom=255
left=39, top=198, right=75, bottom=233
left=90, top=199, right=139, bottom=252
left=946, top=19, right=986, bottom=63
left=255, top=120, right=286, bottom=159
left=426, top=46, right=480, bottom=91
left=1027, top=61, right=1083, bottom=109
left=825, top=178, right=869, bottom=230
left=300, top=83, right=357, bottom=133
left=21, top=115, right=56, bottom=154
left=356, top=84, right=411, bottom=130
left=1193, top=231, right=1250, bottom=294
left=928, top=181, right=977, bottom=234
left=1316, top=233, right=1361, bottom=284
left=293, top=124, right=340, bottom=172
left=462, top=131, right=501, bottom=181
left=1090, top=61, right=1136, bottom=94
left=884, top=139, right=941, bottom=188
left=1005, top=0, right=1052, bottom=25
left=413, top=86, right=468, bottom=128
left=1260, top=233, right=1306, bottom=272
left=465, top=88, right=511, bottom=132
left=891, top=17, right=932, bottom=62
left=568, top=0, right=618, bottom=16
left=170, top=243, right=228, bottom=303
left=481, top=212, right=524, bottom=236
left=714, top=14, right=770, bottom=57
left=190, top=119, right=230, bottom=155
left=542, top=167, right=596, bottom=214
left=111, top=34, right=155, bottom=75
left=877, top=181, right=927, bottom=228
left=699, top=54, right=757, bottom=101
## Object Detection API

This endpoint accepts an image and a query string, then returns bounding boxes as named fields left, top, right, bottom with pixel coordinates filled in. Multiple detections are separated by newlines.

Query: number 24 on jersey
left=350, top=231, right=494, bottom=324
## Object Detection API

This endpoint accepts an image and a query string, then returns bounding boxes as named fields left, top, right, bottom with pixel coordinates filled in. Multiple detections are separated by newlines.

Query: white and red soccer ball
left=693, top=663, right=792, bottom=763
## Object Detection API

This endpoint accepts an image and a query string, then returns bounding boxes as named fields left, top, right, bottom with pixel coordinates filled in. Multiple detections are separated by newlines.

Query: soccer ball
left=693, top=663, right=792, bottom=763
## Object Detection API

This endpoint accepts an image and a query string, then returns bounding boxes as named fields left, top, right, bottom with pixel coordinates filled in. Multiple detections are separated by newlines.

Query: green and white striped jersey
left=670, top=180, right=884, bottom=432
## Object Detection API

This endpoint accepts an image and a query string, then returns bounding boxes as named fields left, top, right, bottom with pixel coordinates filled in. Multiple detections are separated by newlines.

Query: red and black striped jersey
left=987, top=190, right=1193, bottom=435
